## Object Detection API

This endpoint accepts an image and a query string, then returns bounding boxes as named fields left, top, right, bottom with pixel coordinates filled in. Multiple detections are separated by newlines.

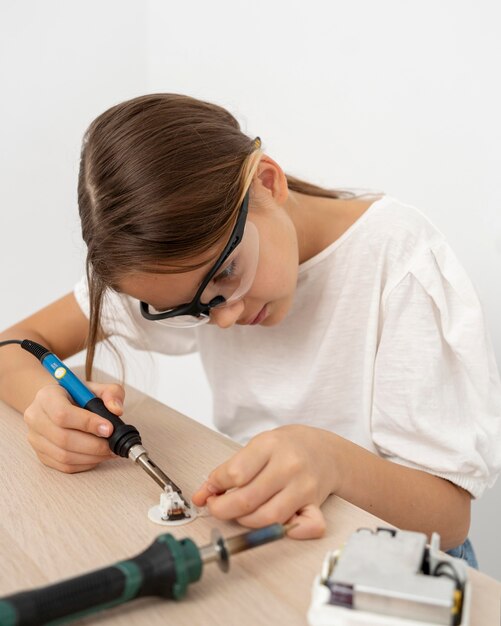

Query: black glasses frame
left=140, top=190, right=250, bottom=322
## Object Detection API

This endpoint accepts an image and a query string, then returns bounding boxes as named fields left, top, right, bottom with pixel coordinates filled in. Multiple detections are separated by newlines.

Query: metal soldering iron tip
left=129, top=445, right=190, bottom=508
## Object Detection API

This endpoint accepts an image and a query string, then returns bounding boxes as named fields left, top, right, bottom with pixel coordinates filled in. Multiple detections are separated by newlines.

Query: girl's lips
left=250, top=304, right=268, bottom=325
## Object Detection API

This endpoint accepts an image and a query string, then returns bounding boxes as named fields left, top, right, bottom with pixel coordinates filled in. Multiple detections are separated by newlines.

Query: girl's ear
left=254, top=155, right=289, bottom=205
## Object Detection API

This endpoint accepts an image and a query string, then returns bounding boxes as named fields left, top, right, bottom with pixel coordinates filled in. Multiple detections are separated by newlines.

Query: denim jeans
left=445, top=537, right=478, bottom=569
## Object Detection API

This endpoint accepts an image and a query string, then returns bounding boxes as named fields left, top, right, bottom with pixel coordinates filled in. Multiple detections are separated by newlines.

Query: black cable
left=0, top=340, right=23, bottom=348
left=0, top=339, right=51, bottom=361
left=433, top=560, right=462, bottom=588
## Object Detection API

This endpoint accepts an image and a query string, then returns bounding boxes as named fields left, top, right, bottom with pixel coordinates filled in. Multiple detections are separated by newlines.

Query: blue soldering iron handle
left=20, top=339, right=142, bottom=458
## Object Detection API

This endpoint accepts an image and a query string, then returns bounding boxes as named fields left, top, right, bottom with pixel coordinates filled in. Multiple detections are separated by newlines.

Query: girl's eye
left=214, top=260, right=237, bottom=283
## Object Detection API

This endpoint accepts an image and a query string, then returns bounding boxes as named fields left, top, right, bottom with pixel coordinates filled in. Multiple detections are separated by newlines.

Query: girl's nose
left=210, top=299, right=245, bottom=328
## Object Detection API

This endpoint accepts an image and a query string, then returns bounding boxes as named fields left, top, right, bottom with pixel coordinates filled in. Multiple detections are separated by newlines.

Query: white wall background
left=1, top=0, right=500, bottom=579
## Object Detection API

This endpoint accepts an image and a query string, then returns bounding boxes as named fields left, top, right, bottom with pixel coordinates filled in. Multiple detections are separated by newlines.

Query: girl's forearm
left=0, top=328, right=55, bottom=413
left=329, top=433, right=471, bottom=551
left=0, top=296, right=89, bottom=414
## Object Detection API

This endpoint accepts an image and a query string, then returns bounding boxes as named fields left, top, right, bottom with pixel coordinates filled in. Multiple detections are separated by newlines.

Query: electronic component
left=148, top=485, right=196, bottom=526
left=308, top=527, right=471, bottom=626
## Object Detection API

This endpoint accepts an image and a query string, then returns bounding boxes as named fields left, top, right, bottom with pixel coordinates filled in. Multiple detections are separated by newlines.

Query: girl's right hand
left=23, top=381, right=125, bottom=473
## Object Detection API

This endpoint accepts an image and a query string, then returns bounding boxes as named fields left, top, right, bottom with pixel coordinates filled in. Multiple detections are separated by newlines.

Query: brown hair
left=78, top=93, right=354, bottom=379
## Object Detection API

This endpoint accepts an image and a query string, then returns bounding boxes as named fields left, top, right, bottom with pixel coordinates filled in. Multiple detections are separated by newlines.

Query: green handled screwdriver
left=0, top=523, right=293, bottom=625
left=0, top=339, right=188, bottom=504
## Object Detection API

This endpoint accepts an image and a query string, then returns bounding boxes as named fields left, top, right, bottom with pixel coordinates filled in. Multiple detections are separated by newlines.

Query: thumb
left=86, top=381, right=125, bottom=417
left=285, top=504, right=326, bottom=540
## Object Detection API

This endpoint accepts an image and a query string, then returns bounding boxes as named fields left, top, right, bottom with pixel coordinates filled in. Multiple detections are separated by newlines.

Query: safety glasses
left=140, top=190, right=259, bottom=327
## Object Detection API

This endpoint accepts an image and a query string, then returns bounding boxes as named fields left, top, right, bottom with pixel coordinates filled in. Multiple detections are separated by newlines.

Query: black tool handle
left=0, top=536, right=201, bottom=625
left=84, top=397, right=142, bottom=457
left=18, top=339, right=143, bottom=458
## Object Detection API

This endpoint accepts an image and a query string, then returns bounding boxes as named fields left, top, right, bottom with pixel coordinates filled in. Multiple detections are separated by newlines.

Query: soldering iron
left=0, top=339, right=188, bottom=504
left=0, top=523, right=293, bottom=625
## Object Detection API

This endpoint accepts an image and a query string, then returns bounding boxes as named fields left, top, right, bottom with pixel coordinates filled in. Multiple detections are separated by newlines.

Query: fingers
left=205, top=485, right=326, bottom=540
left=237, top=496, right=326, bottom=540
left=285, top=505, right=326, bottom=539
left=27, top=416, right=112, bottom=457
left=234, top=484, right=304, bottom=527
left=30, top=432, right=114, bottom=473
left=86, top=381, right=125, bottom=418
left=36, top=452, right=99, bottom=474
left=23, top=383, right=124, bottom=473
left=191, top=482, right=220, bottom=507
left=31, top=385, right=117, bottom=438
left=192, top=435, right=272, bottom=506
left=200, top=465, right=284, bottom=520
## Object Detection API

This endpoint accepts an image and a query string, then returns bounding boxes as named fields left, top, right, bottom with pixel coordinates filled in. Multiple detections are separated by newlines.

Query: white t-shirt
left=74, top=195, right=501, bottom=498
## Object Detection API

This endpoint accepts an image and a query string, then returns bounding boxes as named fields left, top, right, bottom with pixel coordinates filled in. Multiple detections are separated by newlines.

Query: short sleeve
left=73, top=275, right=198, bottom=355
left=372, top=241, right=501, bottom=498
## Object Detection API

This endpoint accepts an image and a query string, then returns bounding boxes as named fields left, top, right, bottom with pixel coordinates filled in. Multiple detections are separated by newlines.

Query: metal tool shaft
left=199, top=523, right=294, bottom=571
left=129, top=444, right=190, bottom=507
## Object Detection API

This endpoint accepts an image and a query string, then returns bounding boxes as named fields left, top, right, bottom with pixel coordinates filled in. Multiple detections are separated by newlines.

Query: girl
left=1, top=94, right=500, bottom=568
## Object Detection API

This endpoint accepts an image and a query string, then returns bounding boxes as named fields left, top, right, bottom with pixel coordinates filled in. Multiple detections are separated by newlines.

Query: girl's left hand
left=192, top=424, right=341, bottom=539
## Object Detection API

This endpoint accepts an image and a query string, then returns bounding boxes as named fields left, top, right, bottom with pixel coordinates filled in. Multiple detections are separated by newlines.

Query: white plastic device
left=307, top=528, right=471, bottom=626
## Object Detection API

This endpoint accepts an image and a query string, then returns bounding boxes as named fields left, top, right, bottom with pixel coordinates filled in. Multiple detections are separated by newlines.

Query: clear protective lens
left=149, top=220, right=259, bottom=328
left=155, top=314, right=210, bottom=328
left=199, top=220, right=259, bottom=308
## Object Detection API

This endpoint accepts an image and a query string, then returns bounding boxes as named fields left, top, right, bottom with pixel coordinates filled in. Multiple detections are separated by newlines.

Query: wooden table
left=1, top=369, right=500, bottom=625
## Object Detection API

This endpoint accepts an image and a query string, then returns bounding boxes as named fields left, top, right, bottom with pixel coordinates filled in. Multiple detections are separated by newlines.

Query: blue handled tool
left=1, top=338, right=187, bottom=503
